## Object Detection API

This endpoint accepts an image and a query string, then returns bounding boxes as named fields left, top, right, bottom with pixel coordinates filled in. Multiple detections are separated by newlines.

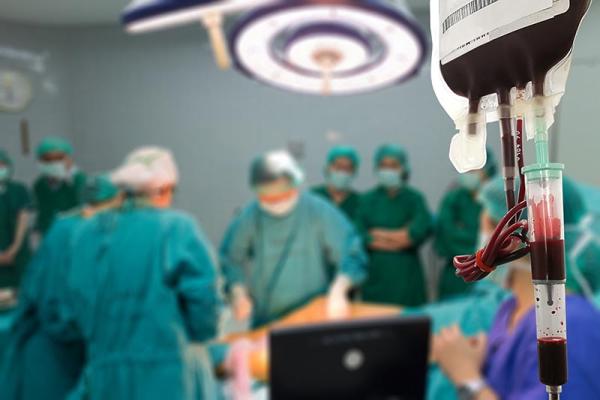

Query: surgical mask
left=377, top=169, right=402, bottom=189
left=38, top=161, right=68, bottom=180
left=327, top=171, right=353, bottom=190
left=259, top=191, right=299, bottom=217
left=0, top=167, right=10, bottom=182
left=458, top=172, right=481, bottom=191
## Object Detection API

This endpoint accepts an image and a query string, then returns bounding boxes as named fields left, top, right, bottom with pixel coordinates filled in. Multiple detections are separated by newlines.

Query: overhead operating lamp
left=122, top=0, right=275, bottom=69
left=229, top=0, right=428, bottom=96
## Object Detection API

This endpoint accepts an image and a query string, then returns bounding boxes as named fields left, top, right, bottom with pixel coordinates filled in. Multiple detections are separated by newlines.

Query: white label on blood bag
left=440, top=0, right=570, bottom=64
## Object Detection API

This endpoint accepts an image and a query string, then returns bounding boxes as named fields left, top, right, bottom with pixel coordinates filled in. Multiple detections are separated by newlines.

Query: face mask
left=39, top=161, right=68, bottom=180
left=458, top=172, right=481, bottom=191
left=327, top=171, right=353, bottom=190
left=0, top=167, right=10, bottom=182
left=377, top=169, right=402, bottom=189
left=260, top=191, right=299, bottom=217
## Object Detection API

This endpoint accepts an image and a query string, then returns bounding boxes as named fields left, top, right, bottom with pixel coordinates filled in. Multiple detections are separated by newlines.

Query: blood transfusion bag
left=431, top=1, right=592, bottom=399
left=431, top=0, right=591, bottom=172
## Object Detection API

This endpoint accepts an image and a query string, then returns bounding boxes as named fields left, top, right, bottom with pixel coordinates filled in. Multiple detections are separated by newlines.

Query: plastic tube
left=523, top=97, right=568, bottom=398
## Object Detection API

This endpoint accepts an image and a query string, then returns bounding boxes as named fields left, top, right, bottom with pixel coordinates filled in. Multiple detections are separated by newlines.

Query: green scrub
left=33, top=172, right=86, bottom=234
left=0, top=181, right=32, bottom=288
left=355, top=186, right=433, bottom=306
left=221, top=192, right=368, bottom=327
left=311, top=185, right=361, bottom=220
left=59, top=206, right=221, bottom=399
left=1, top=214, right=86, bottom=400
left=434, top=187, right=482, bottom=300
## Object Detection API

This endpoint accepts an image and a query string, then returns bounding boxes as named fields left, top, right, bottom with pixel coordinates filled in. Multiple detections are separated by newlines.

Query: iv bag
left=430, top=0, right=592, bottom=172
left=430, top=0, right=487, bottom=173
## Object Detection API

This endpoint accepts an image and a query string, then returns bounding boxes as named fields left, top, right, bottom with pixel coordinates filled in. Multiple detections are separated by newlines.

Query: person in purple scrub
left=432, top=177, right=600, bottom=400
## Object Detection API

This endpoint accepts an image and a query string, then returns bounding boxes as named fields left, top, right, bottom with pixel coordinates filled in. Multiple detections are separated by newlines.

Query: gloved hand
left=232, top=285, right=253, bottom=321
left=327, top=275, right=352, bottom=320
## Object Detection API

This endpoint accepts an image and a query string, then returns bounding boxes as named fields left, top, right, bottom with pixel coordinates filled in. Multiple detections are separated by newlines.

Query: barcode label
left=438, top=0, right=560, bottom=64
left=442, top=0, right=499, bottom=33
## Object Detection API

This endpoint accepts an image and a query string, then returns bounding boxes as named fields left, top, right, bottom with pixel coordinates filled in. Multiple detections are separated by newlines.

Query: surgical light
left=229, top=0, right=428, bottom=96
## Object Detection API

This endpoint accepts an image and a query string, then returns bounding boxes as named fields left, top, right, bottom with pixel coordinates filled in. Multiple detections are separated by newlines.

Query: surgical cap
left=577, top=183, right=600, bottom=215
left=483, top=148, right=498, bottom=178
left=479, top=177, right=511, bottom=223
left=250, top=150, right=304, bottom=188
left=563, top=177, right=588, bottom=225
left=374, top=144, right=410, bottom=181
left=83, top=175, right=120, bottom=204
left=111, top=146, right=179, bottom=192
left=326, top=146, right=360, bottom=170
left=565, top=215, right=600, bottom=297
left=36, top=137, right=74, bottom=158
left=0, top=148, right=12, bottom=167
left=479, top=176, right=587, bottom=225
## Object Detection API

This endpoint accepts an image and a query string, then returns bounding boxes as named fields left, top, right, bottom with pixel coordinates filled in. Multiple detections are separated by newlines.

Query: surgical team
left=1, top=137, right=600, bottom=400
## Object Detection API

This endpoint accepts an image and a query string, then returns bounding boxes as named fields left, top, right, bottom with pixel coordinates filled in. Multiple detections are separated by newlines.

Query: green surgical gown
left=0, top=181, right=32, bottom=289
left=56, top=206, right=222, bottom=400
left=1, top=213, right=86, bottom=400
left=221, top=192, right=368, bottom=327
left=355, top=186, right=433, bottom=306
left=434, top=187, right=482, bottom=300
left=311, top=185, right=361, bottom=220
left=33, top=172, right=86, bottom=234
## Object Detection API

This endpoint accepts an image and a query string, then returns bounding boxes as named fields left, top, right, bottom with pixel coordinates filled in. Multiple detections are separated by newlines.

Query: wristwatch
left=457, top=379, right=486, bottom=400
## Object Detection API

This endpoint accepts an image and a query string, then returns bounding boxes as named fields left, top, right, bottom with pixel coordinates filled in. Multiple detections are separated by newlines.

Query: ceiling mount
left=122, top=0, right=275, bottom=69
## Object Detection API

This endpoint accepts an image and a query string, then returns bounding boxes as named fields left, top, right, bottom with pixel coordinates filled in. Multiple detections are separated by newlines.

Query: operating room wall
left=2, top=5, right=599, bottom=245
left=63, top=16, right=475, bottom=243
left=0, top=21, right=73, bottom=183
left=555, top=2, right=600, bottom=187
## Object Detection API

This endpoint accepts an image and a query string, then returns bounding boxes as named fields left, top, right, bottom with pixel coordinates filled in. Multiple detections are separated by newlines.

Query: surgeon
left=312, top=146, right=361, bottom=220
left=433, top=177, right=600, bottom=400
left=355, top=144, right=433, bottom=306
left=434, top=149, right=497, bottom=300
left=0, top=148, right=32, bottom=290
left=221, top=150, right=368, bottom=327
left=33, top=137, right=86, bottom=235
left=0, top=175, right=122, bottom=400
left=48, top=147, right=222, bottom=399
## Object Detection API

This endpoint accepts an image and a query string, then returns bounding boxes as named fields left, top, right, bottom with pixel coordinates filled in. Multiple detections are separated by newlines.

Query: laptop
left=270, top=315, right=431, bottom=400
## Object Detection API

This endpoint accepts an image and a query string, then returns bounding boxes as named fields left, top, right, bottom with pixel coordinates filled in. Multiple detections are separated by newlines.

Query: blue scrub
left=404, top=281, right=509, bottom=400
left=484, top=295, right=600, bottom=399
left=57, top=206, right=222, bottom=400
left=221, top=192, right=367, bottom=327
left=1, top=214, right=86, bottom=400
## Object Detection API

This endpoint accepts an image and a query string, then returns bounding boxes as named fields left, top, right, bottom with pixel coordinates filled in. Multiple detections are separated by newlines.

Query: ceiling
left=0, top=0, right=429, bottom=27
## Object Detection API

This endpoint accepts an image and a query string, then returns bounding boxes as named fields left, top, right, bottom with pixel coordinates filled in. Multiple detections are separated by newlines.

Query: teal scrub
left=33, top=172, right=86, bottom=234
left=221, top=192, right=368, bottom=327
left=404, top=281, right=509, bottom=400
left=434, top=187, right=482, bottom=300
left=56, top=206, right=222, bottom=400
left=355, top=186, right=433, bottom=306
left=312, top=185, right=361, bottom=220
left=1, top=214, right=86, bottom=400
left=0, top=181, right=32, bottom=289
